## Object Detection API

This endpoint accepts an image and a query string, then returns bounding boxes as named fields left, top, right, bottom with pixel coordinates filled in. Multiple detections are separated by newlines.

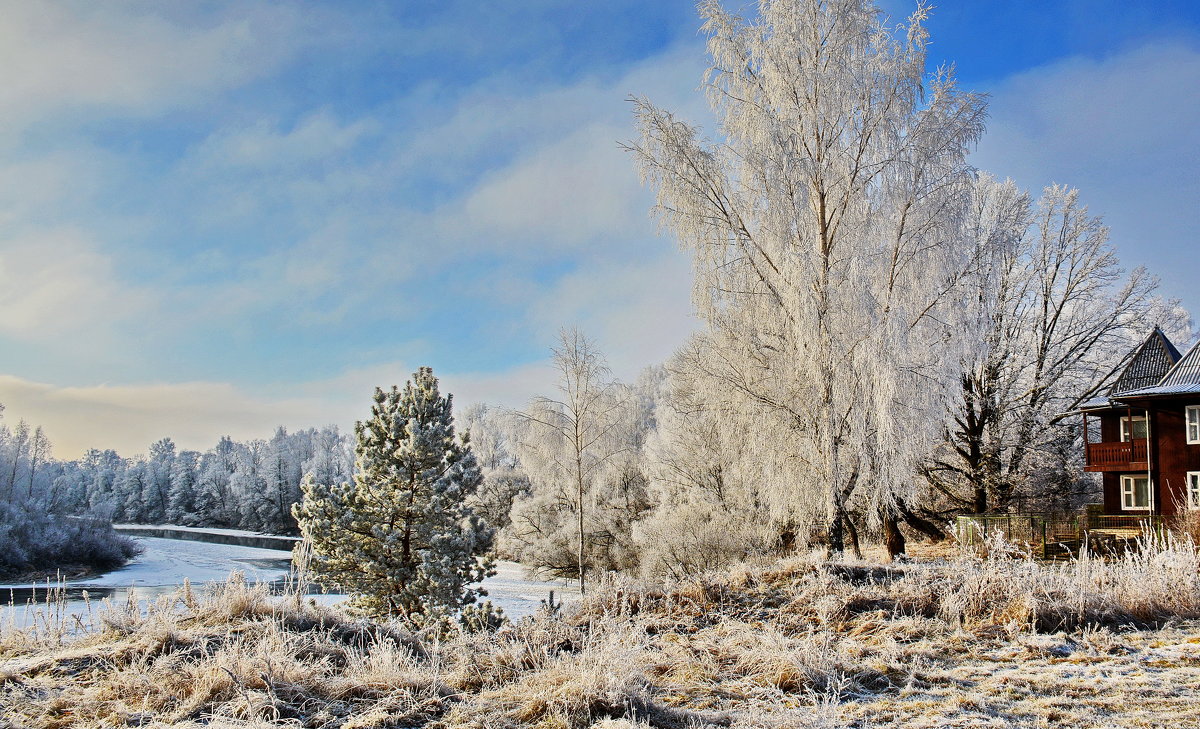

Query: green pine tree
left=293, top=367, right=495, bottom=620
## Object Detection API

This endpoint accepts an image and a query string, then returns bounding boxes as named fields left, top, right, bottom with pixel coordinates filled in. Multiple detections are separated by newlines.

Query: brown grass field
left=2, top=537, right=1199, bottom=728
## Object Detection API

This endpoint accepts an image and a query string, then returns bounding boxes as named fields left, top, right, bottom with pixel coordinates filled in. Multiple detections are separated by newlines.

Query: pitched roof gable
left=1157, top=338, right=1200, bottom=388
left=1109, top=327, right=1183, bottom=396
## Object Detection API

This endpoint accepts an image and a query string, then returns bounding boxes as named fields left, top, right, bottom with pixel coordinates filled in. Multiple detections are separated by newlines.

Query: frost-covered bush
left=503, top=459, right=650, bottom=579
left=0, top=500, right=141, bottom=578
left=632, top=498, right=774, bottom=580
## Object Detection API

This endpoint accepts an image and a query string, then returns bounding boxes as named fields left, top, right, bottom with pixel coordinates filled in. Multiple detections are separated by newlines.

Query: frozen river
left=0, top=534, right=578, bottom=630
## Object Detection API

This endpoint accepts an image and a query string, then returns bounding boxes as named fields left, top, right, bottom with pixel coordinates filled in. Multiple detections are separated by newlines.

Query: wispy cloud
left=0, top=1, right=319, bottom=135
left=973, top=42, right=1200, bottom=312
left=0, top=227, right=152, bottom=340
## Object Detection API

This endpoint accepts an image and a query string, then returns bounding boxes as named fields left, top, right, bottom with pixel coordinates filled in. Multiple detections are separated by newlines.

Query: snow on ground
left=112, top=524, right=301, bottom=541
left=482, top=560, right=579, bottom=617
left=0, top=537, right=291, bottom=591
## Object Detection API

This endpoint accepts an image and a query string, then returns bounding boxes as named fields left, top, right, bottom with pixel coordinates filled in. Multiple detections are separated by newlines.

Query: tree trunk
left=826, top=509, right=845, bottom=557
left=844, top=511, right=863, bottom=560
left=898, top=500, right=948, bottom=542
left=883, top=513, right=906, bottom=561
left=577, top=464, right=586, bottom=596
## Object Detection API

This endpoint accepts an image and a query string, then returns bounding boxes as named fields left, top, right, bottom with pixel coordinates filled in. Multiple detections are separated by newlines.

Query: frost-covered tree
left=258, top=428, right=303, bottom=534
left=921, top=176, right=1189, bottom=522
left=116, top=460, right=150, bottom=523
left=458, top=404, right=530, bottom=534
left=232, top=440, right=269, bottom=531
left=301, top=425, right=354, bottom=494
left=293, top=368, right=494, bottom=620
left=628, top=0, right=986, bottom=554
left=84, top=449, right=123, bottom=514
left=509, top=329, right=632, bottom=593
left=4, top=419, right=29, bottom=500
left=145, top=438, right=176, bottom=524
left=167, top=450, right=200, bottom=524
left=195, top=436, right=238, bottom=527
left=25, top=426, right=50, bottom=499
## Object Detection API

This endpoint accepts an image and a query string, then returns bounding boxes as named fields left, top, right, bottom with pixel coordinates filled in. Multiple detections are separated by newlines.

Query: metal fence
left=955, top=512, right=1165, bottom=559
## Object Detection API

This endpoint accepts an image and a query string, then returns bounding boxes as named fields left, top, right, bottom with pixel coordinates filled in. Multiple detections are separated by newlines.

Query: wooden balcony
left=1084, top=440, right=1149, bottom=472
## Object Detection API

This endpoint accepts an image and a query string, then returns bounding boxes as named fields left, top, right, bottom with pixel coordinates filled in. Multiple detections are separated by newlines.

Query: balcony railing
left=1085, top=439, right=1148, bottom=471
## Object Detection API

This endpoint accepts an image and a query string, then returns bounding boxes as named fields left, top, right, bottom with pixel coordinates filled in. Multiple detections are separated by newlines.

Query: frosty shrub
left=293, top=368, right=496, bottom=622
left=633, top=498, right=774, bottom=580
left=0, top=501, right=141, bottom=579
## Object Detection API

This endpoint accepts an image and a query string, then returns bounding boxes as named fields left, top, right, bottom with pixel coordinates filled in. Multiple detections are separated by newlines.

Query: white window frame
left=1187, top=406, right=1200, bottom=445
left=1188, top=472, right=1200, bottom=511
left=1120, top=415, right=1147, bottom=443
left=1120, top=475, right=1152, bottom=511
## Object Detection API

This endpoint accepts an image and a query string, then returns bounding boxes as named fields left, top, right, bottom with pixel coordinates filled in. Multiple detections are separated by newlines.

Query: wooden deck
left=1084, top=440, right=1149, bottom=472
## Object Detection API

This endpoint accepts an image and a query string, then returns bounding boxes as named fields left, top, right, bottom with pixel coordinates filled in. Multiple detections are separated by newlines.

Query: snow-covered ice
left=1, top=534, right=577, bottom=630
left=112, top=524, right=301, bottom=542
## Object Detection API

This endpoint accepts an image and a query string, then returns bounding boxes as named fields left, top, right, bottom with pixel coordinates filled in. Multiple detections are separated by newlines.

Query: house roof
left=1117, top=337, right=1200, bottom=398
left=1109, top=328, right=1183, bottom=396
left=1079, top=328, right=1186, bottom=411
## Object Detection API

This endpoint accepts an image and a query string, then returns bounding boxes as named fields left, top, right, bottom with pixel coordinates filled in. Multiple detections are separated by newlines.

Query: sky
left=1, top=0, right=1198, bottom=458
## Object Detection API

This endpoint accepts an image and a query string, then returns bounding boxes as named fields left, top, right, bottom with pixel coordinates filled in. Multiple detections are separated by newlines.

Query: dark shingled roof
left=1118, top=338, right=1200, bottom=397
left=1109, top=328, right=1183, bottom=396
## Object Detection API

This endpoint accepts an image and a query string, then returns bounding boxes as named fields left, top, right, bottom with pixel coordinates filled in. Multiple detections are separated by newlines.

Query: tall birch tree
left=511, top=329, right=629, bottom=594
left=628, top=0, right=986, bottom=553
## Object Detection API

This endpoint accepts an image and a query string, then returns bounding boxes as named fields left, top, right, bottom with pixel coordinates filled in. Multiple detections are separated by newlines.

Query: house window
left=1120, top=475, right=1151, bottom=511
left=1188, top=472, right=1200, bottom=510
left=1187, top=406, right=1200, bottom=445
left=1120, top=415, right=1147, bottom=442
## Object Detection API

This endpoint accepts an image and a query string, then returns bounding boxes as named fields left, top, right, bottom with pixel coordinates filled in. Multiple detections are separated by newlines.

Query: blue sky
left=1, top=0, right=1198, bottom=456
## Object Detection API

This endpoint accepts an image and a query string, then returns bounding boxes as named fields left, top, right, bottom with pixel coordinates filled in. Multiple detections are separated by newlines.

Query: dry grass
left=3, top=541, right=1200, bottom=728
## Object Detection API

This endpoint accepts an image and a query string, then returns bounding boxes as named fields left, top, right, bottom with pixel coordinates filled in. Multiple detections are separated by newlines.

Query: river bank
left=1, top=529, right=577, bottom=630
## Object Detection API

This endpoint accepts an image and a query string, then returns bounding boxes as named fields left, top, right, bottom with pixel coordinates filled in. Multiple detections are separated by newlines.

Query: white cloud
left=188, top=110, right=380, bottom=174
left=0, top=227, right=151, bottom=340
left=974, top=42, right=1200, bottom=313
left=0, top=1, right=314, bottom=133
left=0, top=375, right=323, bottom=458
left=526, top=251, right=698, bottom=379
left=451, top=122, right=651, bottom=252
left=0, top=359, right=560, bottom=459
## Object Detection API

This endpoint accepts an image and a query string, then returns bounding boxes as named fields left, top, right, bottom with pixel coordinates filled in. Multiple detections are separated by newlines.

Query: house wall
left=1097, top=398, right=1200, bottom=516
left=1102, top=471, right=1120, bottom=514
left=1152, top=408, right=1183, bottom=517
left=1097, top=411, right=1129, bottom=514
left=1150, top=400, right=1200, bottom=515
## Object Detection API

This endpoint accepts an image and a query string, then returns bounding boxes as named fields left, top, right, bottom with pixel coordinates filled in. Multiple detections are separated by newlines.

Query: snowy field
left=0, top=534, right=576, bottom=629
